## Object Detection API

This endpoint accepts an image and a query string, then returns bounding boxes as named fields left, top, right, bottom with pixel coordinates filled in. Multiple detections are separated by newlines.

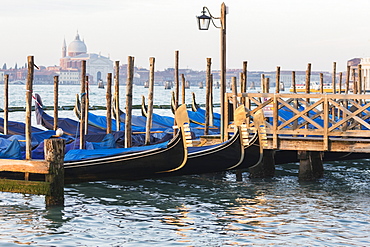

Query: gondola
left=0, top=117, right=44, bottom=135
left=63, top=104, right=191, bottom=183
left=163, top=105, right=260, bottom=177
left=63, top=125, right=187, bottom=183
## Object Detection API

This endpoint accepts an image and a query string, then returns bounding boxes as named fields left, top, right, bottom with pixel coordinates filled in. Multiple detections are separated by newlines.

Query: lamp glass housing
left=197, top=14, right=211, bottom=30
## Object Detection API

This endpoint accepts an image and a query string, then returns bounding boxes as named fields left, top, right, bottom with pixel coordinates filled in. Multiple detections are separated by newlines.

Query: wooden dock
left=225, top=92, right=370, bottom=180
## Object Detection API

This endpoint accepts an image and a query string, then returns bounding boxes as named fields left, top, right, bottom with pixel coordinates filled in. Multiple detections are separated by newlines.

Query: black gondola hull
left=64, top=131, right=186, bottom=183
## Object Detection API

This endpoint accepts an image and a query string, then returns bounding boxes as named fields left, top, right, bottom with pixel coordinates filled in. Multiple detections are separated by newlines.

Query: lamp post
left=197, top=2, right=227, bottom=141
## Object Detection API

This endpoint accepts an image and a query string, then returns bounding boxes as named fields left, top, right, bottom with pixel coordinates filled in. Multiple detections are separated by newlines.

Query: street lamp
left=196, top=3, right=227, bottom=141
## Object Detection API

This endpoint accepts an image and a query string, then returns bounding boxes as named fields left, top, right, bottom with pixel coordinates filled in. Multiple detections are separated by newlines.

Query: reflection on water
left=1, top=159, right=370, bottom=246
left=0, top=85, right=370, bottom=245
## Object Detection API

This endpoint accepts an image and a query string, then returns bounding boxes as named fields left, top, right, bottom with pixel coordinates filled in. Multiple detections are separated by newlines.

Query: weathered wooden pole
left=339, top=72, right=343, bottom=94
left=181, top=74, right=186, bottom=105
left=79, top=60, right=86, bottom=149
left=275, top=66, right=280, bottom=93
left=217, top=2, right=227, bottom=141
left=209, top=74, right=214, bottom=127
left=84, top=76, right=89, bottom=135
left=332, top=62, right=336, bottom=94
left=114, top=61, right=120, bottom=131
left=264, top=77, right=270, bottom=93
left=292, top=71, right=296, bottom=93
left=298, top=151, right=324, bottom=181
left=44, top=138, right=65, bottom=207
left=25, top=56, right=34, bottom=160
left=320, top=73, right=324, bottom=94
left=260, top=74, right=265, bottom=92
left=345, top=65, right=350, bottom=94
left=292, top=71, right=298, bottom=131
left=4, top=74, right=9, bottom=135
left=174, top=50, right=179, bottom=110
left=241, top=61, right=248, bottom=105
left=145, top=57, right=155, bottom=145
left=205, top=57, right=212, bottom=135
left=53, top=76, right=59, bottom=131
left=231, top=77, right=238, bottom=112
left=352, top=68, right=357, bottom=94
left=305, top=63, right=311, bottom=94
left=358, top=64, right=362, bottom=95
left=106, top=73, right=112, bottom=134
left=125, top=56, right=134, bottom=148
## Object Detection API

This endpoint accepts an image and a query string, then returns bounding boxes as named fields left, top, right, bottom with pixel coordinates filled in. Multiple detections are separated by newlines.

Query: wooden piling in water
left=358, top=64, right=362, bottom=95
left=298, top=151, right=324, bottom=181
left=106, top=73, right=112, bottom=134
left=181, top=74, right=186, bottom=105
left=205, top=58, right=212, bottom=135
left=231, top=77, right=238, bottom=112
left=332, top=62, right=336, bottom=94
left=25, top=56, right=34, bottom=160
left=145, top=57, right=155, bottom=145
left=79, top=60, right=86, bottom=149
left=305, top=63, right=311, bottom=94
left=320, top=73, right=324, bottom=94
left=4, top=74, right=9, bottom=135
left=114, top=61, right=120, bottom=131
left=53, top=76, right=59, bottom=131
left=85, top=76, right=89, bottom=135
left=352, top=68, right=357, bottom=94
left=275, top=66, right=280, bottom=93
left=292, top=71, right=296, bottom=93
left=241, top=61, right=247, bottom=105
left=125, top=56, right=134, bottom=148
left=345, top=66, right=350, bottom=94
left=174, top=50, right=179, bottom=110
left=44, top=138, right=65, bottom=206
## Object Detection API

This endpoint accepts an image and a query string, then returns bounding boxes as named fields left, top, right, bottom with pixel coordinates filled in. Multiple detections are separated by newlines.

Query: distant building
left=59, top=32, right=113, bottom=84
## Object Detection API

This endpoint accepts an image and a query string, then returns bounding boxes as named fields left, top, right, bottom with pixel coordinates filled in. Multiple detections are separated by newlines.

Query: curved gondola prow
left=141, top=95, right=148, bottom=117
left=112, top=95, right=125, bottom=121
left=191, top=92, right=200, bottom=112
left=170, top=91, right=177, bottom=115
left=227, top=105, right=263, bottom=170
left=174, top=104, right=193, bottom=147
left=226, top=105, right=248, bottom=170
left=247, top=109, right=269, bottom=170
left=73, top=94, right=81, bottom=119
left=158, top=104, right=190, bottom=173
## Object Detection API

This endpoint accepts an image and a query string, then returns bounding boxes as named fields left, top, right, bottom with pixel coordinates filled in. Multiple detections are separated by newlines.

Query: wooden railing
left=226, top=92, right=370, bottom=152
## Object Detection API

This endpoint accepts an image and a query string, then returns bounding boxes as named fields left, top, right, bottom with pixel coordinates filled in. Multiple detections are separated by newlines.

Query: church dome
left=68, top=33, right=87, bottom=56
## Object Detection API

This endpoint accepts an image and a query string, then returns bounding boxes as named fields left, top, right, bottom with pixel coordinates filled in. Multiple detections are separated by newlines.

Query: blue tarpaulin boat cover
left=64, top=140, right=169, bottom=162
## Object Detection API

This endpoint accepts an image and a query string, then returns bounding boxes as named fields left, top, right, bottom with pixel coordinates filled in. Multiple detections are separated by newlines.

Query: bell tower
left=62, top=38, right=66, bottom=58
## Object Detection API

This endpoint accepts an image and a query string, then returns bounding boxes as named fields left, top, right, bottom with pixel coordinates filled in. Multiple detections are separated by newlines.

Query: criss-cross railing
left=226, top=92, right=370, bottom=151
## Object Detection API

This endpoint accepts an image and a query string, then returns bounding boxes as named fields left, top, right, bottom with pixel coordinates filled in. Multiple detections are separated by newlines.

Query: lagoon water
left=0, top=85, right=370, bottom=246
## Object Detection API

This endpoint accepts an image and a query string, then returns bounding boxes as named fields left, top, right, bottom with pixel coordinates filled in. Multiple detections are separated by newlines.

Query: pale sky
left=1, top=0, right=370, bottom=72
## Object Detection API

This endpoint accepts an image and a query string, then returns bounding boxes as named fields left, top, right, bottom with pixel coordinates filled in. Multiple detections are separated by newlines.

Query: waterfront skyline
left=1, top=0, right=370, bottom=72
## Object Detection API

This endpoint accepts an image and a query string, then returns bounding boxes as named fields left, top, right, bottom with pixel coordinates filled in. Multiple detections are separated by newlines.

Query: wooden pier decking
left=226, top=92, right=370, bottom=153
left=224, top=92, right=370, bottom=180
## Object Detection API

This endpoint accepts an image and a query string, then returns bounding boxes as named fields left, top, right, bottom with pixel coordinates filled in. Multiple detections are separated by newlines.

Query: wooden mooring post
left=297, top=151, right=324, bottom=181
left=4, top=74, right=9, bottom=135
left=145, top=57, right=155, bottom=145
left=0, top=138, right=65, bottom=207
left=125, top=56, right=134, bottom=148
